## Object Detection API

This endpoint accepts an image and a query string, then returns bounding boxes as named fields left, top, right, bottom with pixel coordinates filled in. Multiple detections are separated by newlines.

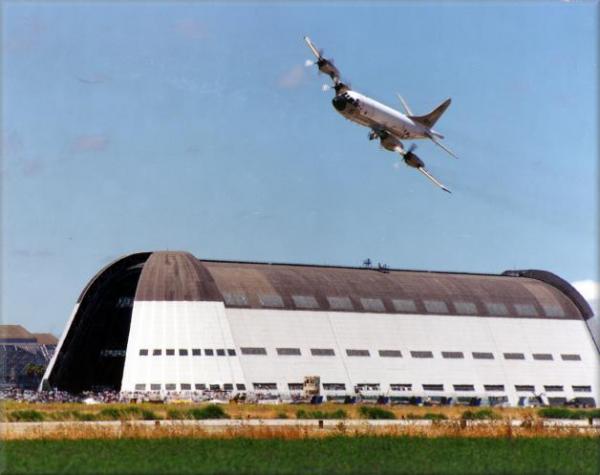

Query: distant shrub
left=462, top=409, right=500, bottom=420
left=98, top=407, right=141, bottom=420
left=296, top=409, right=347, bottom=420
left=140, top=409, right=161, bottom=420
left=276, top=412, right=289, bottom=419
left=166, top=409, right=186, bottom=420
left=10, top=410, right=45, bottom=422
left=187, top=404, right=229, bottom=420
left=358, top=406, right=396, bottom=420
left=538, top=408, right=600, bottom=420
left=71, top=411, right=96, bottom=421
left=423, top=412, right=448, bottom=421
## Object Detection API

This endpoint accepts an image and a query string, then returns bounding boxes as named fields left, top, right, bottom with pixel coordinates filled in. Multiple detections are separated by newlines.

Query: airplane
left=304, top=36, right=455, bottom=193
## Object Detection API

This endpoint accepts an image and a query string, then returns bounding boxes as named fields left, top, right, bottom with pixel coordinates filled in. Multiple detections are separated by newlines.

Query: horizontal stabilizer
left=409, top=98, right=451, bottom=128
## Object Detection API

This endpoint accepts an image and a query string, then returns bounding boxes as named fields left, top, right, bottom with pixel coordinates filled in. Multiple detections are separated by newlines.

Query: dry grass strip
left=2, top=420, right=598, bottom=441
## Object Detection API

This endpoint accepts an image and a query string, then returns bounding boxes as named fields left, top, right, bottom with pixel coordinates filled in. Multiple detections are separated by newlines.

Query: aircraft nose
left=332, top=95, right=347, bottom=112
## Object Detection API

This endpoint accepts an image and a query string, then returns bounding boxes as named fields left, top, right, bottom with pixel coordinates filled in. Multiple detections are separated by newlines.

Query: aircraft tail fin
left=409, top=98, right=451, bottom=129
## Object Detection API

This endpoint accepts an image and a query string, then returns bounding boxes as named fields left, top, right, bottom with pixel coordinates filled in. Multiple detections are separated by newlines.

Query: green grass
left=538, top=408, right=600, bottom=420
left=296, top=409, right=347, bottom=419
left=3, top=437, right=599, bottom=474
left=359, top=406, right=396, bottom=420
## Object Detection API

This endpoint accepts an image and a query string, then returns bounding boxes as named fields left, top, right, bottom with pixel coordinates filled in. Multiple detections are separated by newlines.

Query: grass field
left=3, top=436, right=599, bottom=474
left=6, top=400, right=597, bottom=422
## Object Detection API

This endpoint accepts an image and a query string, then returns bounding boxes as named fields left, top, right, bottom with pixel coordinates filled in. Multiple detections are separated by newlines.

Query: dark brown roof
left=32, top=333, right=59, bottom=345
left=0, top=325, right=36, bottom=342
left=125, top=251, right=587, bottom=320
left=135, top=251, right=223, bottom=302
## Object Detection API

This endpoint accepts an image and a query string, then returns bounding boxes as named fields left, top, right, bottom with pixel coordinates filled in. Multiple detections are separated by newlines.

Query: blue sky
left=2, top=1, right=597, bottom=334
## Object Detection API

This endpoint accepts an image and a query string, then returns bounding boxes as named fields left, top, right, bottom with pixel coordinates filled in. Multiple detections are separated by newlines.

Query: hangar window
left=453, top=301, right=477, bottom=315
left=150, top=384, right=161, bottom=391
left=390, top=384, right=412, bottom=391
left=277, top=347, right=301, bottom=356
left=532, top=353, right=553, bottom=361
left=356, top=383, right=380, bottom=391
left=311, top=348, right=335, bottom=356
left=561, top=354, right=581, bottom=361
left=210, top=384, right=221, bottom=390
left=165, top=384, right=176, bottom=390
left=544, top=385, right=564, bottom=392
left=361, top=298, right=385, bottom=312
left=227, top=349, right=236, bottom=356
left=515, top=385, right=535, bottom=392
left=152, top=349, right=162, bottom=356
left=241, top=347, right=267, bottom=355
left=484, top=385, right=505, bottom=391
left=288, top=383, right=303, bottom=391
left=236, top=384, right=246, bottom=391
left=442, top=351, right=464, bottom=359
left=223, top=384, right=234, bottom=391
left=204, top=349, right=214, bottom=356
left=195, top=384, right=206, bottom=390
left=253, top=383, right=277, bottom=390
left=259, top=294, right=284, bottom=308
left=485, top=303, right=509, bottom=316
left=542, top=304, right=565, bottom=318
left=216, top=349, right=226, bottom=356
left=166, top=349, right=175, bottom=356
left=410, top=351, right=434, bottom=359
left=422, top=384, right=444, bottom=391
left=292, top=295, right=319, bottom=309
left=192, top=349, right=201, bottom=356
left=503, top=353, right=525, bottom=360
left=346, top=349, right=370, bottom=357
left=223, top=292, right=249, bottom=307
left=453, top=384, right=475, bottom=391
left=379, top=350, right=402, bottom=357
left=179, top=349, right=188, bottom=356
left=424, top=300, right=449, bottom=314
left=327, top=296, right=353, bottom=311
left=472, top=352, right=494, bottom=360
left=392, top=299, right=417, bottom=312
left=180, top=383, right=191, bottom=390
left=139, top=349, right=148, bottom=356
left=515, top=304, right=538, bottom=317
left=135, top=384, right=146, bottom=390
left=323, top=383, right=346, bottom=390
left=572, top=386, right=592, bottom=392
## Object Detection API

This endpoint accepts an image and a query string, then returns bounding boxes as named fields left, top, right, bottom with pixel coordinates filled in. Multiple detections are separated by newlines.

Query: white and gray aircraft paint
left=304, top=36, right=455, bottom=193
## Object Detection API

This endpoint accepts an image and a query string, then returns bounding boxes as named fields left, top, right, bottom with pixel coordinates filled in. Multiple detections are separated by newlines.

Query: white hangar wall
left=121, top=302, right=599, bottom=406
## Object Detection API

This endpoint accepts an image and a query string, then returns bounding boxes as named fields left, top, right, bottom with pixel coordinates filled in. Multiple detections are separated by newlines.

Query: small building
left=1, top=325, right=57, bottom=389
left=43, top=251, right=599, bottom=406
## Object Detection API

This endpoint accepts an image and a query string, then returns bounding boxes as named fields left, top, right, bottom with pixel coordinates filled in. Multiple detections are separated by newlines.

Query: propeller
left=321, top=84, right=331, bottom=92
left=406, top=143, right=417, bottom=155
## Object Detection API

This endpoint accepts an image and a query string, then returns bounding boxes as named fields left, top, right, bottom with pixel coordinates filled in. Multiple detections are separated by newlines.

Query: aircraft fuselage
left=332, top=90, right=429, bottom=140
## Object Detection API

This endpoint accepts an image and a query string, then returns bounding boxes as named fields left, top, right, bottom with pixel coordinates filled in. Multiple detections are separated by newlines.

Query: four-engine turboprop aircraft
left=304, top=36, right=455, bottom=193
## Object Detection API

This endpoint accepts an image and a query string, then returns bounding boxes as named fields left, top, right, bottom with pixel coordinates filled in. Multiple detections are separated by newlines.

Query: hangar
left=42, top=251, right=599, bottom=406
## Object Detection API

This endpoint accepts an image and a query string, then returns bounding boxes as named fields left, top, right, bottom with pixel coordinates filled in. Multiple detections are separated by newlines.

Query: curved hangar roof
left=82, top=251, right=592, bottom=320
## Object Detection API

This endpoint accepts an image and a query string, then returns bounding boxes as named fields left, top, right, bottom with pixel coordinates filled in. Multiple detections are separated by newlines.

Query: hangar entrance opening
left=46, top=253, right=150, bottom=392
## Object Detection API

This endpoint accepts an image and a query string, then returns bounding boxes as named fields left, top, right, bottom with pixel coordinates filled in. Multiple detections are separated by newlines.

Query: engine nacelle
left=380, top=135, right=403, bottom=153
left=404, top=152, right=424, bottom=169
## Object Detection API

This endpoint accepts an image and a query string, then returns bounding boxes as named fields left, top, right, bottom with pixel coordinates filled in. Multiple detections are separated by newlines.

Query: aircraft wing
left=304, top=36, right=321, bottom=59
left=426, top=132, right=459, bottom=159
left=304, top=36, right=341, bottom=82
left=417, top=167, right=451, bottom=193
